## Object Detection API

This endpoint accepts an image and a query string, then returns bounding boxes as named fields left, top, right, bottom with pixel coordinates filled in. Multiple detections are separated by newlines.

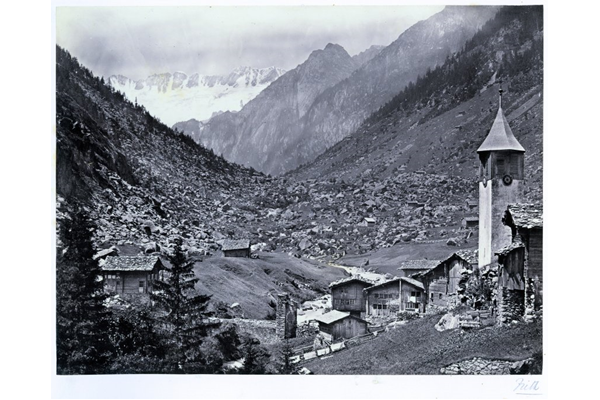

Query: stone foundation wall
left=498, top=287, right=524, bottom=324
left=440, top=357, right=534, bottom=375
left=297, top=322, right=319, bottom=338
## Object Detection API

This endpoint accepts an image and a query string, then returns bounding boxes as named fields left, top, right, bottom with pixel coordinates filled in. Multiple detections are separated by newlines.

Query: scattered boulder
left=435, top=313, right=460, bottom=332
left=446, top=238, right=458, bottom=246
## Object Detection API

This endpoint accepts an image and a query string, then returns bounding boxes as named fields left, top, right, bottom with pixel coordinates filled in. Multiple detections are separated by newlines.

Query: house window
left=139, top=281, right=145, bottom=293
left=439, top=293, right=443, bottom=300
left=430, top=293, right=434, bottom=301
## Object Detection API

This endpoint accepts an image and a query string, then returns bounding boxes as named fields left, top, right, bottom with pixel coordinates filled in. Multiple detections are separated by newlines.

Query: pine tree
left=151, top=238, right=215, bottom=373
left=240, top=336, right=270, bottom=374
left=278, top=339, right=299, bottom=374
left=56, top=206, right=114, bottom=374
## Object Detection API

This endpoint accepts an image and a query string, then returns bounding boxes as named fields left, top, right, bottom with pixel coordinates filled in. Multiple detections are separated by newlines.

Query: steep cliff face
left=188, top=6, right=499, bottom=175
left=294, top=6, right=500, bottom=172
left=290, top=5, right=543, bottom=204
left=197, top=43, right=359, bottom=174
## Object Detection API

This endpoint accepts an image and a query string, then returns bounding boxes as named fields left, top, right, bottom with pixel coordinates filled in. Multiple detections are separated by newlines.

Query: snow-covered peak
left=108, top=66, right=286, bottom=125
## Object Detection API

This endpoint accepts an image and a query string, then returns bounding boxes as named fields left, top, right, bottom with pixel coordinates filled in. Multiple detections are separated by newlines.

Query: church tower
left=478, top=89, right=525, bottom=268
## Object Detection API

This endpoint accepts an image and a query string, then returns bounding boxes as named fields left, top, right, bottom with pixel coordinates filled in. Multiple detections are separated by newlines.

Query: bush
left=397, top=311, right=421, bottom=322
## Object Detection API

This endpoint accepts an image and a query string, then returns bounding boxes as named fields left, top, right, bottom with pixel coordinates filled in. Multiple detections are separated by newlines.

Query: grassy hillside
left=303, top=312, right=542, bottom=374
left=194, top=252, right=347, bottom=319
left=338, top=241, right=477, bottom=276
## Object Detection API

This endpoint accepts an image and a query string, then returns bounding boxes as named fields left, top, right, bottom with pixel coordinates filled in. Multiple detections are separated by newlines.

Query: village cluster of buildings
left=308, top=90, right=543, bottom=341
left=95, top=90, right=542, bottom=345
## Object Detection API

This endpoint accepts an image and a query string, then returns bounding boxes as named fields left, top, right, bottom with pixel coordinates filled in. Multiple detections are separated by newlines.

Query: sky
left=55, top=4, right=444, bottom=80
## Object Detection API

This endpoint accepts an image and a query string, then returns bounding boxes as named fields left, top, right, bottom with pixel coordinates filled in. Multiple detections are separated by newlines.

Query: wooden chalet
left=221, top=239, right=251, bottom=258
left=461, top=216, right=479, bottom=229
left=314, top=310, right=368, bottom=341
left=416, top=253, right=472, bottom=310
left=498, top=203, right=543, bottom=314
left=363, top=277, right=426, bottom=316
left=329, top=277, right=373, bottom=318
left=364, top=217, right=376, bottom=227
left=100, top=256, right=164, bottom=295
left=364, top=279, right=400, bottom=317
left=399, top=277, right=426, bottom=313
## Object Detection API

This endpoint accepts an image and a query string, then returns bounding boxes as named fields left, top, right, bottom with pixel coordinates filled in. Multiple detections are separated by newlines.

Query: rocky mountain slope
left=290, top=6, right=543, bottom=204
left=183, top=43, right=359, bottom=175
left=109, top=66, right=285, bottom=126
left=351, top=44, right=384, bottom=67
left=56, top=46, right=348, bottom=318
left=184, top=6, right=499, bottom=176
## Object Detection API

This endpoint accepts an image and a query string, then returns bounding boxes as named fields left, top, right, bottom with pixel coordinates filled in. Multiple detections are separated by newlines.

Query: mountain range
left=108, top=66, right=286, bottom=126
left=177, top=6, right=500, bottom=176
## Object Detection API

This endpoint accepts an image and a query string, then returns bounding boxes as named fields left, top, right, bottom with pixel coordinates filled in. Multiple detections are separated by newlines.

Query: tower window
left=496, top=158, right=505, bottom=176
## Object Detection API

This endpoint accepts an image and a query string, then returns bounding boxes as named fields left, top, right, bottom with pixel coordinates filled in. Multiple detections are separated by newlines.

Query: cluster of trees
left=56, top=206, right=295, bottom=374
left=362, top=6, right=543, bottom=127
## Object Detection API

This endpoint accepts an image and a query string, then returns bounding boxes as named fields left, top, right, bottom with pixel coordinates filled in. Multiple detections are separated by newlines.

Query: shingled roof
left=477, top=103, right=525, bottom=153
left=314, top=310, right=353, bottom=325
left=399, top=260, right=441, bottom=271
left=495, top=242, right=525, bottom=257
left=455, top=249, right=479, bottom=265
left=221, top=239, right=250, bottom=251
left=504, top=203, right=543, bottom=229
left=400, top=277, right=424, bottom=290
left=100, top=256, right=161, bottom=272
left=329, top=276, right=375, bottom=289
left=363, top=278, right=400, bottom=292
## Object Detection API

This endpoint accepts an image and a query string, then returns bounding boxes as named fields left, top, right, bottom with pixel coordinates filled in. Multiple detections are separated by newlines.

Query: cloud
left=56, top=5, right=444, bottom=80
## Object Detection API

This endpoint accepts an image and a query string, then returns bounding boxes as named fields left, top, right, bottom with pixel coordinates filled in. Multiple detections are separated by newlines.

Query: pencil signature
left=514, top=378, right=542, bottom=396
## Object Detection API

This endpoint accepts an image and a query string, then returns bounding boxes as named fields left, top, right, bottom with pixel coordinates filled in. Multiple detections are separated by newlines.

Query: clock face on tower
left=502, top=174, right=513, bottom=186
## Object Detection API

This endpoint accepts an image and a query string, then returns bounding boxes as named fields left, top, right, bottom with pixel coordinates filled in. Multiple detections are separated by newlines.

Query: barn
left=497, top=203, right=543, bottom=320
left=461, top=216, right=479, bottom=229
left=364, top=278, right=400, bottom=317
left=417, top=253, right=472, bottom=310
left=221, top=239, right=251, bottom=258
left=364, top=217, right=376, bottom=227
left=100, top=256, right=164, bottom=295
left=399, top=277, right=426, bottom=313
left=314, top=310, right=368, bottom=341
left=329, top=277, right=373, bottom=318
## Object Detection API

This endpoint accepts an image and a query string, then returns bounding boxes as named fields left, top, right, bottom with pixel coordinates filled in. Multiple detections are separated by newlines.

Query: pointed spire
left=477, top=88, right=525, bottom=153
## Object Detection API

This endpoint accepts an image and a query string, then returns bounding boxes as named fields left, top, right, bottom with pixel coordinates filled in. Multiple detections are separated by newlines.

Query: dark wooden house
left=417, top=253, right=472, bottom=310
left=465, top=199, right=478, bottom=211
left=461, top=216, right=479, bottom=229
left=221, top=239, right=251, bottom=257
left=100, top=256, right=164, bottom=295
left=398, top=259, right=440, bottom=278
left=364, top=279, right=401, bottom=317
left=497, top=203, right=543, bottom=319
left=399, top=277, right=426, bottom=313
left=329, top=277, right=373, bottom=318
left=314, top=310, right=368, bottom=341
left=363, top=217, right=376, bottom=227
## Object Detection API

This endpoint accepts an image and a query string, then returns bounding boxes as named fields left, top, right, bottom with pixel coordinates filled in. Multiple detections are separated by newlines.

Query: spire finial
left=499, top=88, right=504, bottom=108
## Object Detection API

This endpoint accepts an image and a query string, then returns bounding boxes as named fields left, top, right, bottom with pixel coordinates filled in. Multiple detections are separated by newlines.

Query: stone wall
left=498, top=287, right=524, bottom=324
left=297, top=322, right=319, bottom=338
left=440, top=357, right=534, bottom=375
left=276, top=293, right=297, bottom=339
